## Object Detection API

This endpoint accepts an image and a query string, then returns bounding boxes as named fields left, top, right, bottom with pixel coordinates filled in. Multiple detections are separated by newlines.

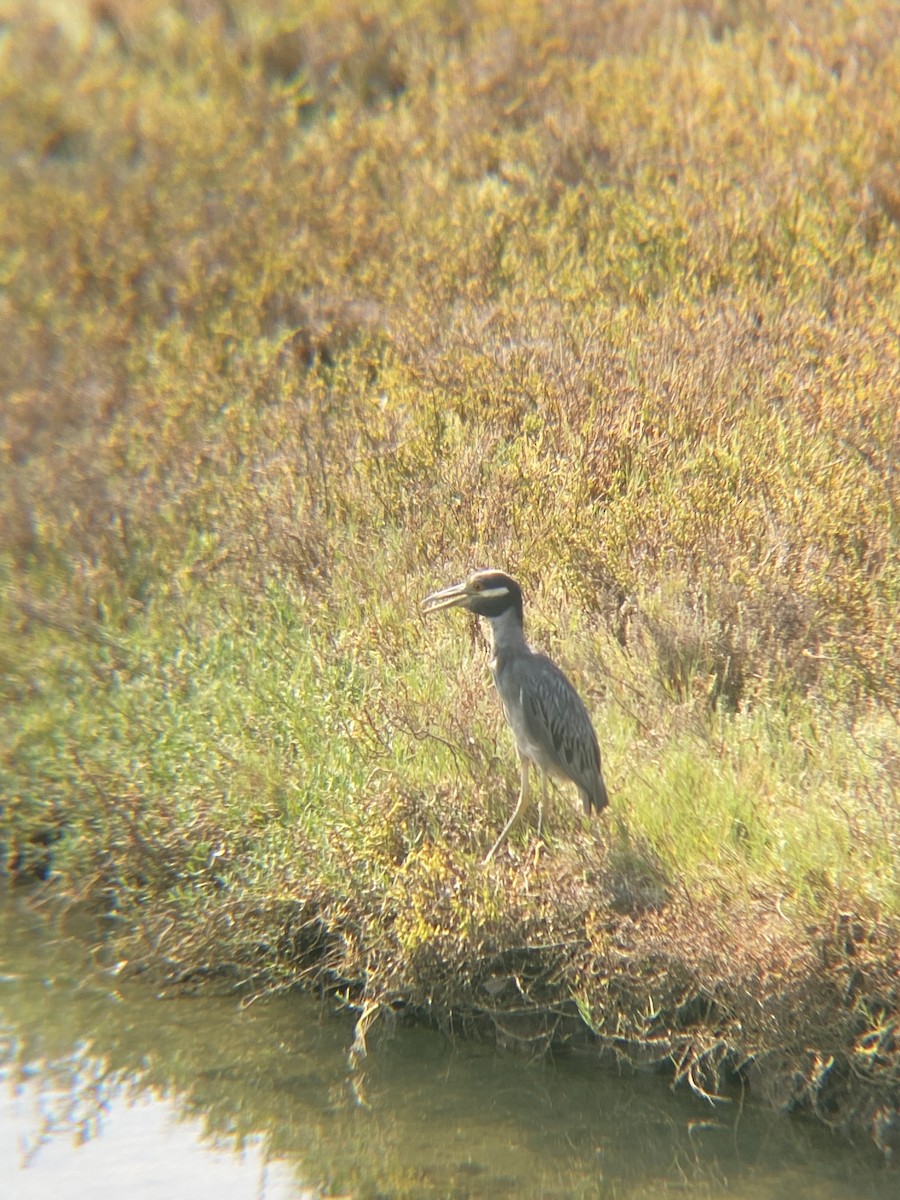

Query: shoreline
left=6, top=831, right=897, bottom=1159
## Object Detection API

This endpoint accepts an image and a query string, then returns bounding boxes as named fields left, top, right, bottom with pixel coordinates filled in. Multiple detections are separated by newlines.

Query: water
left=0, top=893, right=893, bottom=1199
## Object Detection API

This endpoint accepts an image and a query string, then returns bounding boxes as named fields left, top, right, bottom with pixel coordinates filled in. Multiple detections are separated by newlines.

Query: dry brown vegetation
left=1, top=0, right=898, bottom=1155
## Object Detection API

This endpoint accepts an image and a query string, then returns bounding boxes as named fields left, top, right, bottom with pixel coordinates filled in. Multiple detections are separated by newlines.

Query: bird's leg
left=536, top=770, right=550, bottom=839
left=483, top=756, right=530, bottom=864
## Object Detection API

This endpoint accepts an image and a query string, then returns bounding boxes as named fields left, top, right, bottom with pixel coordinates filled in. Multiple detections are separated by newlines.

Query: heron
left=422, top=569, right=608, bottom=863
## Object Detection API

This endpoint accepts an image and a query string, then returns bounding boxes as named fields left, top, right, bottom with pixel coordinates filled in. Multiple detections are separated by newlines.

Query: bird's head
left=422, top=569, right=523, bottom=621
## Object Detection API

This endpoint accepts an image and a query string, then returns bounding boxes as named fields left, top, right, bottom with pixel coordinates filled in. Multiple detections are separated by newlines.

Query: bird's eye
left=473, top=580, right=483, bottom=591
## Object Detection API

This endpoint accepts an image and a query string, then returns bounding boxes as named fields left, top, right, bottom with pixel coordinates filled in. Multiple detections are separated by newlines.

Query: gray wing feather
left=506, top=653, right=607, bottom=812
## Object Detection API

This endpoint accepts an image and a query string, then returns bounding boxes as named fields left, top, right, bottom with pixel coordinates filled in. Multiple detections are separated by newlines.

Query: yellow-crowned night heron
left=422, top=569, right=608, bottom=862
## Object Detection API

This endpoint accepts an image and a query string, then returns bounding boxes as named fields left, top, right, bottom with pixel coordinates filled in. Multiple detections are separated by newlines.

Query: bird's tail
left=583, top=774, right=609, bottom=815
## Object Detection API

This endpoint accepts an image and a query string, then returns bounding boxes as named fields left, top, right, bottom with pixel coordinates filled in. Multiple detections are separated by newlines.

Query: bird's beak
left=421, top=579, right=473, bottom=613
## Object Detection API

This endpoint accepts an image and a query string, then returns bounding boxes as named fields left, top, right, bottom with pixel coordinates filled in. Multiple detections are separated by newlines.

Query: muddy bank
left=86, top=842, right=899, bottom=1163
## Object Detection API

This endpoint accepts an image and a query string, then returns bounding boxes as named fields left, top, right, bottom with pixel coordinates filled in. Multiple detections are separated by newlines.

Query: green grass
left=1, top=0, right=898, bottom=1140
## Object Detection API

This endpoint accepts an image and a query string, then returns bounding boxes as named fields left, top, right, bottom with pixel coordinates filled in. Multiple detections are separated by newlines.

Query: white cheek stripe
left=477, top=586, right=510, bottom=599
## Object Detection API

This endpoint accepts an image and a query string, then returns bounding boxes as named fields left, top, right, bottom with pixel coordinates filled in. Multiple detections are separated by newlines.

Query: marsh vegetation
left=1, top=0, right=898, bottom=1152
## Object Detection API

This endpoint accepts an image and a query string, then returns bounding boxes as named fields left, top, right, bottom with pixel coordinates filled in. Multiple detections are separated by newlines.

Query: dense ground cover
left=1, top=0, right=898, bottom=1153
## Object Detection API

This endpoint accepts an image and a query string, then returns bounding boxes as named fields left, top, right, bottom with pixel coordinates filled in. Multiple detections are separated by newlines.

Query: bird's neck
left=485, top=607, right=528, bottom=669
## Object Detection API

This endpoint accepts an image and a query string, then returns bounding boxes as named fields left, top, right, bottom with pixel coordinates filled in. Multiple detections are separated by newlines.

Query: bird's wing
left=512, top=653, right=602, bottom=789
